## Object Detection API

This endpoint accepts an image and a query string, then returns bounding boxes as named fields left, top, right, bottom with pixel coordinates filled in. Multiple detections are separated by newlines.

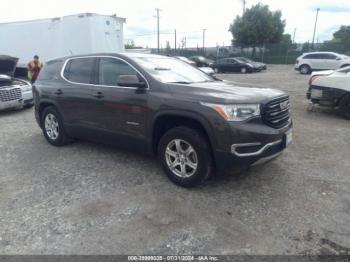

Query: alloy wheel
left=44, top=113, right=59, bottom=140
left=165, top=139, right=198, bottom=178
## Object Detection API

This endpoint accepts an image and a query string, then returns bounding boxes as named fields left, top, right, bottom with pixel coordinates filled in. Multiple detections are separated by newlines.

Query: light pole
left=311, top=8, right=320, bottom=50
left=155, top=8, right=162, bottom=54
left=202, top=29, right=207, bottom=55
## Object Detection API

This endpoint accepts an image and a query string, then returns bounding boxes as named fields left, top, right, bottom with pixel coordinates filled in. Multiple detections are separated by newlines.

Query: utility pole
left=155, top=8, right=161, bottom=54
left=174, top=29, right=177, bottom=55
left=311, top=8, right=320, bottom=50
left=292, top=28, right=297, bottom=43
left=202, top=29, right=207, bottom=55
left=242, top=0, right=246, bottom=14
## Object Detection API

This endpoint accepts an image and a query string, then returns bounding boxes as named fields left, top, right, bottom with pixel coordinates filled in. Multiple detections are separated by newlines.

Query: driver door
left=89, top=57, right=149, bottom=151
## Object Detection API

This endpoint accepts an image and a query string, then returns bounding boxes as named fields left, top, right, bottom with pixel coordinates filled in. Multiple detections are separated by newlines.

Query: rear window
left=38, top=60, right=63, bottom=81
left=63, top=58, right=95, bottom=84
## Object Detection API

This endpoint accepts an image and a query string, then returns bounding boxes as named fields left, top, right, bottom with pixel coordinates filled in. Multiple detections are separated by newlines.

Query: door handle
left=55, top=89, right=63, bottom=95
left=93, top=91, right=104, bottom=99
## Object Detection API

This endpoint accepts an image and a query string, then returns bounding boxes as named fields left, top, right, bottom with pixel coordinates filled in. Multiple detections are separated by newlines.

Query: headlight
left=20, top=84, right=32, bottom=92
left=201, top=102, right=260, bottom=121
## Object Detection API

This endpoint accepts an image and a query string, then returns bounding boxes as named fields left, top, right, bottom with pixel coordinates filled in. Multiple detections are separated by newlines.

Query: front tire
left=339, top=94, right=350, bottom=120
left=41, top=106, right=72, bottom=146
left=241, top=67, right=247, bottom=73
left=158, top=126, right=212, bottom=187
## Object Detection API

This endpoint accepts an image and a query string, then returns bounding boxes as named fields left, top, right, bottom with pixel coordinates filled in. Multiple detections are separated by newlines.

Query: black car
left=189, top=56, right=213, bottom=67
left=237, top=57, right=267, bottom=70
left=33, top=53, right=292, bottom=187
left=211, top=58, right=260, bottom=73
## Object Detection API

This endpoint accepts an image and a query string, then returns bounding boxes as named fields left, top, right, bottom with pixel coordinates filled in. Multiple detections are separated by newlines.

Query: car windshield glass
left=239, top=57, right=250, bottom=63
left=133, top=56, right=214, bottom=83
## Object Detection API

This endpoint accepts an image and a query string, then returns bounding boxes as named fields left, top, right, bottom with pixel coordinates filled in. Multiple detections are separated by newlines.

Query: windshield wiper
left=168, top=81, right=192, bottom=84
left=154, top=67, right=171, bottom=71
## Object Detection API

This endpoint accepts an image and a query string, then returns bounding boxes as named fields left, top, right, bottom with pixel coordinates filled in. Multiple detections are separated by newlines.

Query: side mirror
left=117, top=75, right=146, bottom=88
left=336, top=57, right=342, bottom=60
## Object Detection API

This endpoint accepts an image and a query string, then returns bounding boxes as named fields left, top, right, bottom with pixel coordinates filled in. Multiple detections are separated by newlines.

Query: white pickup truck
left=0, top=55, right=33, bottom=111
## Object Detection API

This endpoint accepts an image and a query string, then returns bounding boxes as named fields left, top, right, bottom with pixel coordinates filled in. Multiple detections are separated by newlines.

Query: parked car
left=295, top=52, right=350, bottom=74
left=211, top=58, right=260, bottom=73
left=174, top=56, right=196, bottom=66
left=34, top=53, right=292, bottom=187
left=175, top=56, right=215, bottom=76
left=237, top=57, right=267, bottom=70
left=189, top=56, right=213, bottom=67
left=0, top=55, right=33, bottom=111
left=307, top=66, right=350, bottom=119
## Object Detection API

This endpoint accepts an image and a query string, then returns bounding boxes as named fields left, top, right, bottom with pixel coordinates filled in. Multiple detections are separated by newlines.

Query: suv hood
left=0, top=55, right=19, bottom=77
left=169, top=81, right=286, bottom=104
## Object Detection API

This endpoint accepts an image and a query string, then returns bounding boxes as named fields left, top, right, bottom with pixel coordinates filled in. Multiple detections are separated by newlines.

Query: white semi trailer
left=0, top=13, right=126, bottom=67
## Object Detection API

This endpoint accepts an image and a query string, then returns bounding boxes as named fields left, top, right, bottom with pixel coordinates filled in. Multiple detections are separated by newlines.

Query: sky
left=0, top=0, right=349, bottom=48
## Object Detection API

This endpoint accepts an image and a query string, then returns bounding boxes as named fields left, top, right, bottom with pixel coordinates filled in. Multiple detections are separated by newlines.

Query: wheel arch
left=151, top=111, right=217, bottom=164
left=38, top=100, right=63, bottom=128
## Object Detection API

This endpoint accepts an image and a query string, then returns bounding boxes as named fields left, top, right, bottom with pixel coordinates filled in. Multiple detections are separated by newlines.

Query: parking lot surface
left=1, top=65, right=350, bottom=255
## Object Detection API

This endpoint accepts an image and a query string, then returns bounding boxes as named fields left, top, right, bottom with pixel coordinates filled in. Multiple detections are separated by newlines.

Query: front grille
left=263, top=96, right=291, bottom=129
left=0, top=88, right=22, bottom=102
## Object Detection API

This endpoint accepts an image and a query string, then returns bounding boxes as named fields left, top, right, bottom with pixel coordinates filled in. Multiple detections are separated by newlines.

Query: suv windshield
left=133, top=56, right=213, bottom=84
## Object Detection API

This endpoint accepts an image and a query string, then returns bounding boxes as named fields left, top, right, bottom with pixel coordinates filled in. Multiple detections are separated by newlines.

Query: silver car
left=0, top=55, right=33, bottom=111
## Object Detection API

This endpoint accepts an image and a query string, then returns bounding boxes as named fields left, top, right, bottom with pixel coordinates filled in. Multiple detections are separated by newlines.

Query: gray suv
left=33, top=53, right=293, bottom=187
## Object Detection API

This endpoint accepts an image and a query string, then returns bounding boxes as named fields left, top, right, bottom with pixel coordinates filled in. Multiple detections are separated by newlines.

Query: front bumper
left=213, top=119, right=293, bottom=171
left=307, top=85, right=346, bottom=107
left=0, top=86, right=33, bottom=111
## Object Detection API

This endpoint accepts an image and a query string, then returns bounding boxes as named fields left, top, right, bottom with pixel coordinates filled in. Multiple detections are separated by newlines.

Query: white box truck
left=0, top=13, right=126, bottom=67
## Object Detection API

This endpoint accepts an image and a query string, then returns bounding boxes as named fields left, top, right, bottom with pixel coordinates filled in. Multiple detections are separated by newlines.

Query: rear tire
left=339, top=94, right=350, bottom=120
left=158, top=126, right=212, bottom=187
left=41, top=106, right=72, bottom=146
left=300, top=64, right=311, bottom=74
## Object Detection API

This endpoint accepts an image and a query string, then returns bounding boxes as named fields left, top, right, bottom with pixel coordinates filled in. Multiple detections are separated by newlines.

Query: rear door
left=59, top=57, right=97, bottom=127
left=323, top=53, right=339, bottom=69
left=90, top=56, right=149, bottom=151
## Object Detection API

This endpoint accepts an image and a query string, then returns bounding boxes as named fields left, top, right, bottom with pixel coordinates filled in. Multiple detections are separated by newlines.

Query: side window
left=304, top=54, right=319, bottom=59
left=324, top=54, right=337, bottom=60
left=63, top=58, right=95, bottom=84
left=98, top=58, right=138, bottom=86
left=39, top=60, right=63, bottom=81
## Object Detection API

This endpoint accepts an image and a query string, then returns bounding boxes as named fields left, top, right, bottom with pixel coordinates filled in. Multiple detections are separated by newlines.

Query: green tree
left=229, top=3, right=286, bottom=48
left=125, top=40, right=135, bottom=49
left=332, top=25, right=350, bottom=45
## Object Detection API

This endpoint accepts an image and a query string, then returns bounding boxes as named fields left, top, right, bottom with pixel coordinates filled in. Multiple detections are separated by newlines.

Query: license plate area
left=311, top=89, right=323, bottom=99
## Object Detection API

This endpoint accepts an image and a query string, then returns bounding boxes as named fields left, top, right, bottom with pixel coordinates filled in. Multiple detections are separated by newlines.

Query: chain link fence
left=150, top=42, right=350, bottom=64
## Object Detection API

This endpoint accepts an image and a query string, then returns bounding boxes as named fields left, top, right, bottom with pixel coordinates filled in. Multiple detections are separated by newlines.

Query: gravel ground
left=0, top=65, right=349, bottom=255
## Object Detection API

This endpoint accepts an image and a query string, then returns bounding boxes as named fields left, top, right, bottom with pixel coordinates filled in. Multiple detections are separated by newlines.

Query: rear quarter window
left=38, top=60, right=63, bottom=81
left=63, top=57, right=95, bottom=84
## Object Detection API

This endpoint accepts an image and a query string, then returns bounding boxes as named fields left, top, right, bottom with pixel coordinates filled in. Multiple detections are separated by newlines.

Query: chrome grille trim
left=0, top=88, right=22, bottom=102
left=263, top=96, right=291, bottom=129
